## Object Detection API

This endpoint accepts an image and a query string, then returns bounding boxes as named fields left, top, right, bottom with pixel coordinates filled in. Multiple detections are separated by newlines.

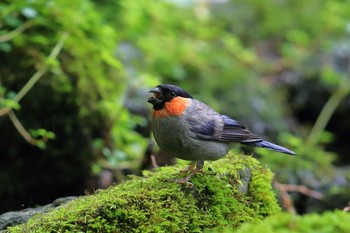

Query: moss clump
left=229, top=210, right=350, bottom=233
left=8, top=154, right=280, bottom=232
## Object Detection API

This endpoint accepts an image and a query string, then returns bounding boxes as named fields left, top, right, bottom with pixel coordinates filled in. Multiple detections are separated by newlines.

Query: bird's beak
left=148, top=87, right=163, bottom=105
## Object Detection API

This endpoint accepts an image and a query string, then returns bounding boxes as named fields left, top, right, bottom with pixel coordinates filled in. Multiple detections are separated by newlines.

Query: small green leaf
left=35, top=141, right=46, bottom=149
left=29, top=128, right=56, bottom=139
left=0, top=99, right=21, bottom=110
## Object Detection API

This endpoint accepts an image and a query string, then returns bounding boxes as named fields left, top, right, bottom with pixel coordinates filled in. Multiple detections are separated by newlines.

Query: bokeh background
left=1, top=0, right=350, bottom=215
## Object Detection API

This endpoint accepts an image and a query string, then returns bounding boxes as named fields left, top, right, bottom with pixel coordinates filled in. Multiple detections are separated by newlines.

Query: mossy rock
left=7, top=154, right=280, bottom=232
left=228, top=210, right=350, bottom=233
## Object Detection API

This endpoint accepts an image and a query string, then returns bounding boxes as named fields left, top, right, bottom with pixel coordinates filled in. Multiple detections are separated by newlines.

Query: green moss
left=8, top=154, right=280, bottom=232
left=229, top=210, right=350, bottom=233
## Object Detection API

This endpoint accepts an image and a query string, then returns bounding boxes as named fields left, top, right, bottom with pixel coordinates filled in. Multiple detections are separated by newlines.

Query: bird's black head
left=147, top=84, right=193, bottom=110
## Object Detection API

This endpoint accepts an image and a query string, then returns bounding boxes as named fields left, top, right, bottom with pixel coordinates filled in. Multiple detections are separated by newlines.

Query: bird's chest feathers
left=152, top=99, right=191, bottom=155
left=152, top=97, right=190, bottom=118
left=152, top=114, right=188, bottom=154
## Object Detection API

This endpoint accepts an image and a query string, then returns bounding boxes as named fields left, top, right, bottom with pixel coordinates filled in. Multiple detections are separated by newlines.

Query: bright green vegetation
left=2, top=0, right=350, bottom=217
left=232, top=210, right=350, bottom=233
left=2, top=1, right=350, bottom=231
left=8, top=154, right=280, bottom=232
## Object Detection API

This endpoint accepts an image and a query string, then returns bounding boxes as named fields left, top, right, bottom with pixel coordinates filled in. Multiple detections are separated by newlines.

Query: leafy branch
left=0, top=32, right=69, bottom=116
left=0, top=32, right=69, bottom=148
left=0, top=21, right=35, bottom=43
left=8, top=110, right=36, bottom=145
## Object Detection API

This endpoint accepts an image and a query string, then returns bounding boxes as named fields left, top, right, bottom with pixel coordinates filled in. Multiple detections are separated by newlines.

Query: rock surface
left=0, top=196, right=76, bottom=232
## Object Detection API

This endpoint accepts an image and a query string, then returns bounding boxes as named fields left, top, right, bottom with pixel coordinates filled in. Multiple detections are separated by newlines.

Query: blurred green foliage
left=1, top=0, right=350, bottom=213
left=0, top=0, right=146, bottom=212
left=0, top=0, right=148, bottom=161
left=231, top=210, right=350, bottom=233
left=114, top=0, right=350, bottom=179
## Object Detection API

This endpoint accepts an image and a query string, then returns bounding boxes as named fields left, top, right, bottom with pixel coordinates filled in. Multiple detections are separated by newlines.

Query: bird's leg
left=180, top=161, right=197, bottom=173
left=178, top=160, right=204, bottom=183
left=150, top=154, right=159, bottom=168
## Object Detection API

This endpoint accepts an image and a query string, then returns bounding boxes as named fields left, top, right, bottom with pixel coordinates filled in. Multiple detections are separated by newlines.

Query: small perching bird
left=148, top=84, right=295, bottom=182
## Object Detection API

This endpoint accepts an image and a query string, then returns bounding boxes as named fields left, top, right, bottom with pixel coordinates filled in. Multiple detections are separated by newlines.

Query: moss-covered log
left=8, top=154, right=280, bottom=232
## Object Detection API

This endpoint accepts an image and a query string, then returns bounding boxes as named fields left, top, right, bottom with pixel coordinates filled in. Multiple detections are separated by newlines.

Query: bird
left=147, top=84, right=296, bottom=183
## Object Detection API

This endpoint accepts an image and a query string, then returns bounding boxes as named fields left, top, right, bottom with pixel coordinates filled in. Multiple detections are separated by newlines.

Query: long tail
left=243, top=140, right=296, bottom=155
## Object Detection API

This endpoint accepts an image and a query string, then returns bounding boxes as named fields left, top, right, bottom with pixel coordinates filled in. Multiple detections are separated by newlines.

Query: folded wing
left=187, top=103, right=295, bottom=155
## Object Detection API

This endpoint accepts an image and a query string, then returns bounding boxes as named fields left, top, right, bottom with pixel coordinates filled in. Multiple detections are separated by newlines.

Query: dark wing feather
left=218, top=115, right=262, bottom=143
left=186, top=101, right=262, bottom=143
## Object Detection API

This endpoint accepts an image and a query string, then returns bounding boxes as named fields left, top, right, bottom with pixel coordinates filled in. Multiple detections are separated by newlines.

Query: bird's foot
left=180, top=161, right=197, bottom=173
left=177, top=168, right=203, bottom=184
left=177, top=160, right=204, bottom=183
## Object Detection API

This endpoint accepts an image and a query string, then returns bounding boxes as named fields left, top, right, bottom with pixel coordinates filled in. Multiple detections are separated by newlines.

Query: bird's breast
left=152, top=115, right=188, bottom=157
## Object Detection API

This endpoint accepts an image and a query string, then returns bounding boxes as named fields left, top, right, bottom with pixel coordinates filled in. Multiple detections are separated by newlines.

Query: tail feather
left=243, top=140, right=296, bottom=155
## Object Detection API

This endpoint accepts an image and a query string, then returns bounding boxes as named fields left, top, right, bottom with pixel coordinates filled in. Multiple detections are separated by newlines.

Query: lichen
left=7, top=153, right=280, bottom=232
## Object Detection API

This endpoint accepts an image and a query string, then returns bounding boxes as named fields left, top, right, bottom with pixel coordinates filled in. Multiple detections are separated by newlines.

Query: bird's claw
left=178, top=168, right=203, bottom=183
left=180, top=161, right=197, bottom=173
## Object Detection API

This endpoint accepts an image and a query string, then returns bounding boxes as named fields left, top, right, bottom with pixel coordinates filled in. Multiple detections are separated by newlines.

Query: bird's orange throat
left=153, top=97, right=190, bottom=118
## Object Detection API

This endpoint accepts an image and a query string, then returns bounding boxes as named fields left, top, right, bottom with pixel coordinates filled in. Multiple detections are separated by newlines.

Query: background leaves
left=1, top=0, right=350, bottom=215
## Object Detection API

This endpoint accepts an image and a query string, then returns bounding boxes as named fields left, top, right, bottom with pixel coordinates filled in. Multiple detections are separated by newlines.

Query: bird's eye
left=170, top=91, right=176, bottom=97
